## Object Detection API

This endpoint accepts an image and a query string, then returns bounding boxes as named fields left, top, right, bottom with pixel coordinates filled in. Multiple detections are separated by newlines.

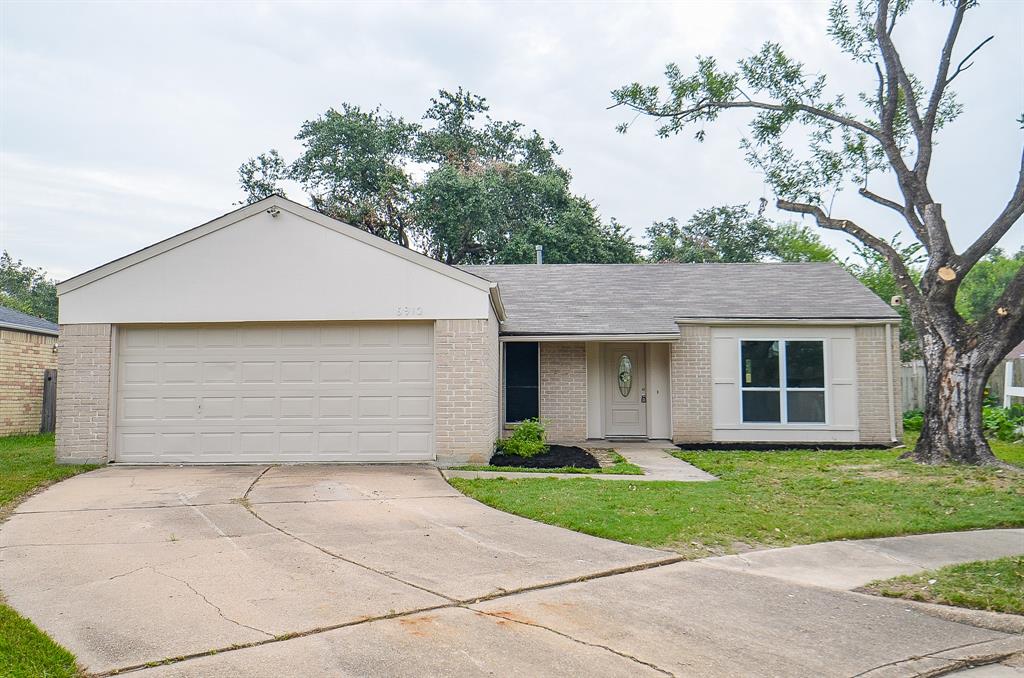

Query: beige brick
left=434, top=316, right=500, bottom=465
left=856, top=325, right=902, bottom=444
left=56, top=324, right=112, bottom=464
left=0, top=329, right=57, bottom=435
left=537, top=342, right=587, bottom=441
left=671, top=325, right=712, bottom=443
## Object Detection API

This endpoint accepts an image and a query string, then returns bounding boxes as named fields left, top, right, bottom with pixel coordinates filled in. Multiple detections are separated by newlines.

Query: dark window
left=786, top=341, right=825, bottom=388
left=742, top=391, right=781, bottom=422
left=742, top=341, right=780, bottom=387
left=505, top=342, right=539, bottom=422
left=741, top=339, right=826, bottom=424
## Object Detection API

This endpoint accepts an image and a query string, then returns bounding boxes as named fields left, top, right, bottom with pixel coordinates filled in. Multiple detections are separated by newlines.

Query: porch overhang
left=500, top=333, right=680, bottom=343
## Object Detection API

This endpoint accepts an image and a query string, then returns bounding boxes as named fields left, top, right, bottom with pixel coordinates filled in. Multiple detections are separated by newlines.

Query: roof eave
left=0, top=322, right=59, bottom=336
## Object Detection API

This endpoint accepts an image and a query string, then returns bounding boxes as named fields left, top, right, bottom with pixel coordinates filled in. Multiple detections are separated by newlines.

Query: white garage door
left=114, top=322, right=434, bottom=463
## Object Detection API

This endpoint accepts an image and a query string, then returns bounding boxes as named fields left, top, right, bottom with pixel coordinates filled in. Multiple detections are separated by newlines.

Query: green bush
left=982, top=405, right=1024, bottom=442
left=495, top=418, right=549, bottom=458
left=903, top=410, right=923, bottom=431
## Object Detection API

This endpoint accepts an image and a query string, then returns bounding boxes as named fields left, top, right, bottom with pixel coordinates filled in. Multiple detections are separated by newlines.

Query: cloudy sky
left=1, top=0, right=1021, bottom=281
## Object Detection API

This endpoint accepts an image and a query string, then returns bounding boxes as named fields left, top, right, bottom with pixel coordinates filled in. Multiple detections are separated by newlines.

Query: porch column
left=670, top=325, right=713, bottom=443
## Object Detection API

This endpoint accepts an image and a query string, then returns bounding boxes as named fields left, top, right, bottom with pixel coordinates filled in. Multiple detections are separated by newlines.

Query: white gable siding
left=59, top=208, right=491, bottom=325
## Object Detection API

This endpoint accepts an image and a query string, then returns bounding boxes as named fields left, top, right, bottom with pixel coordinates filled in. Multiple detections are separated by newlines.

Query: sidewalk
left=441, top=441, right=717, bottom=481
left=700, top=528, right=1024, bottom=590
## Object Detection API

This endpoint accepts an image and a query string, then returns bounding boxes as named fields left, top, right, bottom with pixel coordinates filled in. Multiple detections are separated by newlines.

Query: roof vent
left=535, top=245, right=543, bottom=265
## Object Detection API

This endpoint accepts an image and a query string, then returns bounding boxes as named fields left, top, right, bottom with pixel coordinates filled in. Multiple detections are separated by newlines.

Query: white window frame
left=739, top=338, right=828, bottom=426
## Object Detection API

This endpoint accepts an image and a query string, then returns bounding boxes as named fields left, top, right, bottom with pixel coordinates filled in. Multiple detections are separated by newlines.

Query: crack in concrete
left=238, top=471, right=459, bottom=604
left=472, top=608, right=676, bottom=677
left=847, top=636, right=1020, bottom=677
left=150, top=568, right=274, bottom=640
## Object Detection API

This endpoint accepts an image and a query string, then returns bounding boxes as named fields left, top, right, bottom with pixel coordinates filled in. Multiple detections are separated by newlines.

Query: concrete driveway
left=1, top=465, right=1021, bottom=677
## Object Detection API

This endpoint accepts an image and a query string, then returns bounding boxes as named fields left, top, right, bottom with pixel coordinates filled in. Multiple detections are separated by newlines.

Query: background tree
left=645, top=205, right=776, bottom=262
left=613, top=0, right=1023, bottom=465
left=956, top=247, right=1024, bottom=324
left=772, top=223, right=839, bottom=263
left=0, top=251, right=58, bottom=322
left=240, top=89, right=638, bottom=265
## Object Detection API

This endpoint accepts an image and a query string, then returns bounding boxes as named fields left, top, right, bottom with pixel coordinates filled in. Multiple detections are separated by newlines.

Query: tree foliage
left=645, top=205, right=777, bottom=263
left=239, top=89, right=638, bottom=265
left=0, top=251, right=58, bottom=323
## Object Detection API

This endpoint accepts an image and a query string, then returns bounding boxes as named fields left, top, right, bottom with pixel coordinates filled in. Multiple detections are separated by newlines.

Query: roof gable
left=58, top=197, right=499, bottom=325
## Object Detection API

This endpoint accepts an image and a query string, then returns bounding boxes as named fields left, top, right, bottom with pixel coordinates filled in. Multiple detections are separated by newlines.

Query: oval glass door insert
left=617, top=355, right=633, bottom=397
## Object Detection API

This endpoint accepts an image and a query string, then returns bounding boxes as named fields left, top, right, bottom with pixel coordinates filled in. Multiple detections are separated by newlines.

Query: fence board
left=41, top=369, right=56, bottom=434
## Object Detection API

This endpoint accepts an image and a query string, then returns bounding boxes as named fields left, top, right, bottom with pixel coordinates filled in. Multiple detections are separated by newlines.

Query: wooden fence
left=41, top=369, right=56, bottom=434
left=901, top=358, right=1024, bottom=412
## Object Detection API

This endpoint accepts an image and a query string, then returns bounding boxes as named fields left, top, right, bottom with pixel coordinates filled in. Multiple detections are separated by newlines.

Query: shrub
left=982, top=406, right=1024, bottom=442
left=496, top=418, right=549, bottom=458
left=903, top=410, right=923, bottom=432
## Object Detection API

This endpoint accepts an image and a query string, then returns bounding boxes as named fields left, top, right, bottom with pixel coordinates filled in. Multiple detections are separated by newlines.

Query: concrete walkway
left=442, top=441, right=717, bottom=481
left=2, top=465, right=1021, bottom=677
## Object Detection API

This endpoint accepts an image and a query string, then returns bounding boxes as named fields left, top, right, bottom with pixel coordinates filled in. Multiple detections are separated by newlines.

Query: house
left=54, top=196, right=901, bottom=465
left=1, top=304, right=58, bottom=436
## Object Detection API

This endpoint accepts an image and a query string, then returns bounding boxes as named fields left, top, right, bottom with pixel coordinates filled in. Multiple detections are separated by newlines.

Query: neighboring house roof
left=1006, top=339, right=1024, bottom=361
left=0, top=304, right=59, bottom=336
left=461, top=262, right=900, bottom=336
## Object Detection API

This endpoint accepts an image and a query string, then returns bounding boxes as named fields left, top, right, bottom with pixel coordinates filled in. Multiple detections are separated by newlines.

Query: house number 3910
left=396, top=306, right=423, bottom=316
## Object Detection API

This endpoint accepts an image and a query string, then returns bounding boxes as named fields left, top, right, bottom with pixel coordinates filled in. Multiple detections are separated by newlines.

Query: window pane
left=787, top=391, right=825, bottom=423
left=505, top=343, right=538, bottom=387
left=742, top=391, right=781, bottom=422
left=786, top=341, right=824, bottom=388
left=741, top=341, right=779, bottom=387
left=505, top=343, right=538, bottom=421
left=506, top=387, right=539, bottom=422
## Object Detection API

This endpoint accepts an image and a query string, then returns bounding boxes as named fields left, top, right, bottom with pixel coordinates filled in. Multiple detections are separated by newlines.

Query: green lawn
left=453, top=452, right=643, bottom=475
left=450, top=437, right=1024, bottom=558
left=1, top=434, right=97, bottom=677
left=861, top=556, right=1024, bottom=615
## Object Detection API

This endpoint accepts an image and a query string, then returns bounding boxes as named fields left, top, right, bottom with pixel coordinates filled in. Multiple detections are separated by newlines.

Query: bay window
left=740, top=340, right=825, bottom=424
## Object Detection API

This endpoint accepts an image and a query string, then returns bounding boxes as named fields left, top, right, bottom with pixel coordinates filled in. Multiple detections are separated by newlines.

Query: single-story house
left=1, top=304, right=58, bottom=436
left=55, top=196, right=902, bottom=465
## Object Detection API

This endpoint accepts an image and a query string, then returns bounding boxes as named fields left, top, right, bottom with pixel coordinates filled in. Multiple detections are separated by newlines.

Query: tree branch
left=926, top=1, right=970, bottom=131
left=857, top=187, right=927, bottom=240
left=776, top=199, right=922, bottom=304
left=975, top=260, right=1024, bottom=359
left=960, top=145, right=1024, bottom=270
left=614, top=99, right=882, bottom=141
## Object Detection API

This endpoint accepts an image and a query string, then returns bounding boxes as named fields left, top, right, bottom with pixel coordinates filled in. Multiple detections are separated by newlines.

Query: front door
left=605, top=344, right=647, bottom=437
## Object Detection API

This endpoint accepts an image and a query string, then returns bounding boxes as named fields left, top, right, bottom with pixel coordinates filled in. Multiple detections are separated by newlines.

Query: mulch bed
left=489, top=445, right=601, bottom=469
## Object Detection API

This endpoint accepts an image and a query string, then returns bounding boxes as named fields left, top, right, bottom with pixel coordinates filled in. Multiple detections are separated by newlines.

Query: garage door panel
left=116, top=322, right=434, bottom=463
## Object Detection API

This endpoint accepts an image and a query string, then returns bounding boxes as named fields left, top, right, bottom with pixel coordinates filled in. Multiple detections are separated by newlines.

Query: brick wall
left=56, top=323, right=112, bottom=464
left=670, top=325, right=712, bottom=443
left=434, top=318, right=499, bottom=466
left=856, top=325, right=902, bottom=444
left=0, top=329, right=57, bottom=435
left=539, top=342, right=587, bottom=441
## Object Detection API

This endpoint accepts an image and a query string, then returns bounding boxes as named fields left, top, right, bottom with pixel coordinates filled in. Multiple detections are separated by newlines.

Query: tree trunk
left=902, top=337, right=999, bottom=465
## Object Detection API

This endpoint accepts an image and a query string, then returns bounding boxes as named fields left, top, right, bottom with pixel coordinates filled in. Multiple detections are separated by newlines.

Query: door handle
left=640, top=388, right=647, bottom=403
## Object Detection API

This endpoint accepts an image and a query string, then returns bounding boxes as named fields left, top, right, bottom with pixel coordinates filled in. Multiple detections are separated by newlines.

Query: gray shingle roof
left=0, top=304, right=59, bottom=335
left=461, top=263, right=899, bottom=335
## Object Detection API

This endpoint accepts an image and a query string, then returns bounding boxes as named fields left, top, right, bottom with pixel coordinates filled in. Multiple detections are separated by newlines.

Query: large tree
left=0, top=251, right=58, bottom=323
left=239, top=89, right=637, bottom=265
left=613, top=0, right=1023, bottom=465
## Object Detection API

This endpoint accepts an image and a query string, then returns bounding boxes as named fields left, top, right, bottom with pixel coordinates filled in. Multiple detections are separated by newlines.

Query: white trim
left=885, top=322, right=897, bottom=442
left=501, top=333, right=679, bottom=343
left=676, top=318, right=899, bottom=326
left=107, top=326, right=118, bottom=462
left=57, top=196, right=496, bottom=297
left=738, top=338, right=828, bottom=426
left=0, top=322, right=58, bottom=336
